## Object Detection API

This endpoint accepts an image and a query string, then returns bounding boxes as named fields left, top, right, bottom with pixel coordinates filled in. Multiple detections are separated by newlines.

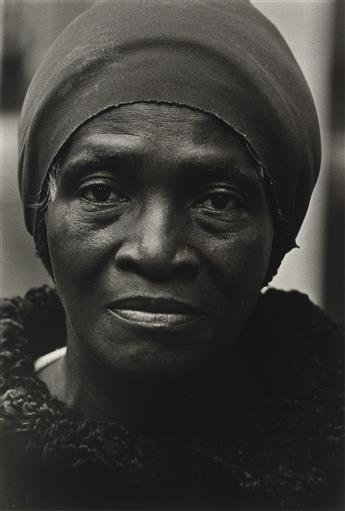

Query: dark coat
left=0, top=286, right=344, bottom=510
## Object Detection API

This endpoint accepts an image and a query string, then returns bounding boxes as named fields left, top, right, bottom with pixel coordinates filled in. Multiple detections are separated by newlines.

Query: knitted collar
left=0, top=286, right=343, bottom=508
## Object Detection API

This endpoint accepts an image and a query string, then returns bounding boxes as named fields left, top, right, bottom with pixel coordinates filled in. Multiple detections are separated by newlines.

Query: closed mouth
left=106, top=297, right=206, bottom=329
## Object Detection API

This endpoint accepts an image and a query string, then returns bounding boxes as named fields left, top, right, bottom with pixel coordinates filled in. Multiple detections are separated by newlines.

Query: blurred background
left=1, top=1, right=344, bottom=325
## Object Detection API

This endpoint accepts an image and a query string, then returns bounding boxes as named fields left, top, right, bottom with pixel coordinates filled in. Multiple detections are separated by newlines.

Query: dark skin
left=39, top=103, right=273, bottom=430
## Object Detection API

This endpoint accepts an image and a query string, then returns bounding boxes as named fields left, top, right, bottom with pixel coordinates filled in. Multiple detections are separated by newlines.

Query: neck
left=65, top=347, right=188, bottom=430
left=38, top=321, right=244, bottom=433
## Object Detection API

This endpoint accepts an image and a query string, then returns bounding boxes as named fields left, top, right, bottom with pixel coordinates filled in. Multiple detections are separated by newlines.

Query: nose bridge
left=137, top=199, right=176, bottom=260
left=114, top=196, right=200, bottom=279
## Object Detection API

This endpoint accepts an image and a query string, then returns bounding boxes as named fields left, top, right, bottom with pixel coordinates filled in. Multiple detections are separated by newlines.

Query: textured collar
left=0, top=286, right=343, bottom=509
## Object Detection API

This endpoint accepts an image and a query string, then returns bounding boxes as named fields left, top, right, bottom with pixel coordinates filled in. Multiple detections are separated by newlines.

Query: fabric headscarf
left=18, top=0, right=321, bottom=258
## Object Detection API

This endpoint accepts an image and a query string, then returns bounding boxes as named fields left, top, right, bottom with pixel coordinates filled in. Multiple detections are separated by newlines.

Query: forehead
left=61, top=103, right=260, bottom=175
left=77, top=103, right=229, bottom=142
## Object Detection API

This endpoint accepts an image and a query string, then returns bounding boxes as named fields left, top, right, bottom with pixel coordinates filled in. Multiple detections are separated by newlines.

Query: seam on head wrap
left=19, top=0, right=321, bottom=249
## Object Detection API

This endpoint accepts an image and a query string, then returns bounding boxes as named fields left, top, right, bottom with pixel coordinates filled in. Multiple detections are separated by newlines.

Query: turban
left=18, top=0, right=321, bottom=257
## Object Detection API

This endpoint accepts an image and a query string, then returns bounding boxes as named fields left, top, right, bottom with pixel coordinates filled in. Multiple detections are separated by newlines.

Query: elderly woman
left=0, top=1, right=343, bottom=509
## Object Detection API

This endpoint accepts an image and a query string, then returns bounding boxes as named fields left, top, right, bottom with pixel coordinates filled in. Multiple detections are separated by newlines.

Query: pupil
left=94, top=185, right=110, bottom=201
left=210, top=193, right=229, bottom=209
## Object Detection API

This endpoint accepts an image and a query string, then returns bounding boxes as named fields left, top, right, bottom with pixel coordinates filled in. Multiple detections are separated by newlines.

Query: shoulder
left=243, top=288, right=344, bottom=406
left=217, top=288, right=345, bottom=510
left=0, top=286, right=66, bottom=509
left=257, top=287, right=342, bottom=337
left=240, top=288, right=344, bottom=509
left=250, top=287, right=343, bottom=365
left=0, top=285, right=65, bottom=360
left=0, top=285, right=65, bottom=453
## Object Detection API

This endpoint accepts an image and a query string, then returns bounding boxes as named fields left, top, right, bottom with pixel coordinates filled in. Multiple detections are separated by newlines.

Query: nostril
left=175, top=261, right=200, bottom=280
left=115, top=244, right=201, bottom=280
left=116, top=257, right=136, bottom=273
left=116, top=257, right=200, bottom=281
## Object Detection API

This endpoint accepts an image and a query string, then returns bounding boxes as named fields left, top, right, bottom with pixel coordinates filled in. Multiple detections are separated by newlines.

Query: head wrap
left=18, top=0, right=321, bottom=260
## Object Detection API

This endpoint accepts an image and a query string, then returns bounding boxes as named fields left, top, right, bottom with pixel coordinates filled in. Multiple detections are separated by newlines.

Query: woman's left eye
left=195, top=190, right=242, bottom=212
left=78, top=183, right=128, bottom=204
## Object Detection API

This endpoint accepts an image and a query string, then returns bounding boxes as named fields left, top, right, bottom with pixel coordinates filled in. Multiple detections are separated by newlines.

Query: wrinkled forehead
left=57, top=103, right=262, bottom=178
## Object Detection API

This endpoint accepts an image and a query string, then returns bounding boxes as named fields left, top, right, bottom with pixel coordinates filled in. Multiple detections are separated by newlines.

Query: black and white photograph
left=1, top=1, right=344, bottom=509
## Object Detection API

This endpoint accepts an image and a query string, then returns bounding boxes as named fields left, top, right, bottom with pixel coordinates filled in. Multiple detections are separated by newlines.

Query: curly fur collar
left=0, top=286, right=344, bottom=509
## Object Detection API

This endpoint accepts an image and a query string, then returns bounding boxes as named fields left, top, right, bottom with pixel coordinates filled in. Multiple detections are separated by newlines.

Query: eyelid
left=75, top=175, right=125, bottom=197
left=191, top=186, right=247, bottom=217
left=76, top=176, right=129, bottom=205
left=196, top=185, right=245, bottom=202
left=77, top=173, right=118, bottom=186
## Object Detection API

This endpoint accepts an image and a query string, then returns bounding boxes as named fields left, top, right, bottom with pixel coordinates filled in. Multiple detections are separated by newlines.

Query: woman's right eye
left=78, top=183, right=128, bottom=204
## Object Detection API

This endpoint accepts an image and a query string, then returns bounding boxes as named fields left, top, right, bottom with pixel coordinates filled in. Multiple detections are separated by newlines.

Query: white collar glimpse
left=35, top=346, right=67, bottom=373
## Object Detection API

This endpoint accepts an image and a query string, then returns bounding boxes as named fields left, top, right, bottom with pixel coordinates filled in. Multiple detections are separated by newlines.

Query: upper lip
left=107, top=297, right=205, bottom=315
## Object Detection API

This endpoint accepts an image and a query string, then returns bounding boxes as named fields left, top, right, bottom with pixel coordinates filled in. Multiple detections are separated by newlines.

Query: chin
left=78, top=321, right=227, bottom=378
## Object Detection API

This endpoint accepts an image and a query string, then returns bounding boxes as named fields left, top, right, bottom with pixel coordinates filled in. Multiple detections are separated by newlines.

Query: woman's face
left=46, top=103, right=273, bottom=378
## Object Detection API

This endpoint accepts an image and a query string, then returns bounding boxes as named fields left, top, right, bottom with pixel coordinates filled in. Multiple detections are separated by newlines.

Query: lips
left=106, top=297, right=206, bottom=329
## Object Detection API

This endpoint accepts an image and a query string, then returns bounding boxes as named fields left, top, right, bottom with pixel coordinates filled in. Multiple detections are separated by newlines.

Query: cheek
left=200, top=222, right=273, bottom=312
left=204, top=220, right=272, bottom=276
left=47, top=200, right=272, bottom=292
left=45, top=203, right=116, bottom=290
left=47, top=198, right=272, bottom=320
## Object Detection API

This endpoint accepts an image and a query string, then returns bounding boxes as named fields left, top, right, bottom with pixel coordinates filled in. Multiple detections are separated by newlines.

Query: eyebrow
left=60, top=136, right=262, bottom=189
left=177, top=153, right=262, bottom=189
left=181, top=158, right=256, bottom=176
left=60, top=137, right=141, bottom=178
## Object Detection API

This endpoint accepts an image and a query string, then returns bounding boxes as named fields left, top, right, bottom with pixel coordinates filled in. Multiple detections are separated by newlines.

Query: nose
left=114, top=202, right=200, bottom=280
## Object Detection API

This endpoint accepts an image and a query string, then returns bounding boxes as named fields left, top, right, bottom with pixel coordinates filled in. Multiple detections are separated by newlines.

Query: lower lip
left=108, top=308, right=204, bottom=330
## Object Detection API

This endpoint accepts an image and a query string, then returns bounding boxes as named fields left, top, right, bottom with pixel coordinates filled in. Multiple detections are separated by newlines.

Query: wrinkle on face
left=43, top=103, right=274, bottom=422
